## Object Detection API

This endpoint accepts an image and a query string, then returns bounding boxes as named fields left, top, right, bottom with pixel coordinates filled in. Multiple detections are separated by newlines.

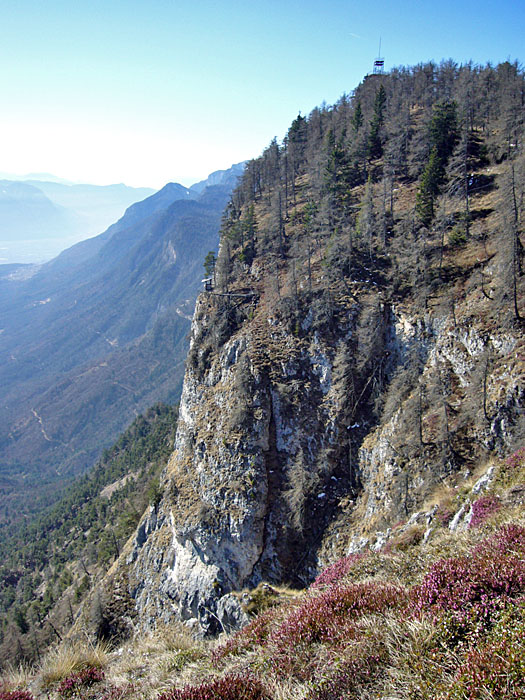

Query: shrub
left=311, top=554, right=365, bottom=589
left=505, top=447, right=525, bottom=469
left=469, top=495, right=501, bottom=528
left=213, top=608, right=278, bottom=660
left=411, top=525, right=525, bottom=642
left=239, top=583, right=292, bottom=616
left=444, top=606, right=525, bottom=699
left=0, top=692, right=35, bottom=700
left=473, top=523, right=525, bottom=558
left=435, top=503, right=455, bottom=527
left=271, top=582, right=407, bottom=652
left=495, top=447, right=525, bottom=490
left=448, top=225, right=467, bottom=246
left=57, top=667, right=105, bottom=698
left=157, top=674, right=269, bottom=700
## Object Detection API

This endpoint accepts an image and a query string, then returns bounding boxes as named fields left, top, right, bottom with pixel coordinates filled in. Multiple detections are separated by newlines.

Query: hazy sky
left=1, top=0, right=522, bottom=189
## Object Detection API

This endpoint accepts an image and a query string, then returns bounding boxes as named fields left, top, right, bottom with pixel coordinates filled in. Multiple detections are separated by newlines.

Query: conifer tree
left=368, top=84, right=387, bottom=160
left=203, top=251, right=216, bottom=280
left=416, top=147, right=444, bottom=225
left=357, top=175, right=376, bottom=259
left=416, top=101, right=458, bottom=225
left=352, top=100, right=363, bottom=132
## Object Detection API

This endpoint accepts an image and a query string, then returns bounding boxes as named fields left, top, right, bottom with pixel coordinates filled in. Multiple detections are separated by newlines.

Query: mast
left=373, top=37, right=384, bottom=74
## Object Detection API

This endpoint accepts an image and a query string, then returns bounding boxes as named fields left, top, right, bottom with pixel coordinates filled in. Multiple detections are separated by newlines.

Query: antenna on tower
left=373, top=37, right=384, bottom=74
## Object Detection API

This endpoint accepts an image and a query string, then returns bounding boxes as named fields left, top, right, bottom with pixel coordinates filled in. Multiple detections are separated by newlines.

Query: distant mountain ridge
left=189, top=162, right=245, bottom=194
left=0, top=180, right=78, bottom=242
left=0, top=178, right=156, bottom=264
left=0, top=163, right=244, bottom=521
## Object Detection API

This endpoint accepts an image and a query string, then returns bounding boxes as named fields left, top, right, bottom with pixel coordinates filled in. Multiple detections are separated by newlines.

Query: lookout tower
left=373, top=38, right=385, bottom=74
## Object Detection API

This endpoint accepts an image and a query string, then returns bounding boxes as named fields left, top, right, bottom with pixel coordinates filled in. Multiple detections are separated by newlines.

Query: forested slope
left=0, top=403, right=178, bottom=666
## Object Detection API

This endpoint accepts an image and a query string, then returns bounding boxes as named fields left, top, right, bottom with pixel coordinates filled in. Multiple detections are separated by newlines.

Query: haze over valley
left=0, top=163, right=243, bottom=520
left=0, top=177, right=156, bottom=264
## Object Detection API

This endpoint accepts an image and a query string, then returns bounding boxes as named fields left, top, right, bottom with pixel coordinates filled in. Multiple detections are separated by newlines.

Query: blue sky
left=0, top=0, right=522, bottom=188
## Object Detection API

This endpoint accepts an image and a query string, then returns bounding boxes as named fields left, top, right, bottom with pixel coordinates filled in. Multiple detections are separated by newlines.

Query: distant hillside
left=0, top=164, right=243, bottom=524
left=189, top=162, right=245, bottom=194
left=0, top=180, right=78, bottom=239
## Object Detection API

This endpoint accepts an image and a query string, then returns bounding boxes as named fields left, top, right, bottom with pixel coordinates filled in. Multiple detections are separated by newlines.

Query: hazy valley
left=0, top=164, right=243, bottom=522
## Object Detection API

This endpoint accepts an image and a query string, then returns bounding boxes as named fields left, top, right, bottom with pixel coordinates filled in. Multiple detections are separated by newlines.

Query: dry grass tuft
left=105, top=622, right=208, bottom=697
left=0, top=663, right=35, bottom=691
left=38, top=638, right=109, bottom=690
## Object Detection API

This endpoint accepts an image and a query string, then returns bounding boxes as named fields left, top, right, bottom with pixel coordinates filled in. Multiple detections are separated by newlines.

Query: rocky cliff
left=100, top=62, right=524, bottom=639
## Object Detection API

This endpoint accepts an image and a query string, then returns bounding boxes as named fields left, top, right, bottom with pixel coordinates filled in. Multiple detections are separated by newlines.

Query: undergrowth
left=5, top=442, right=524, bottom=700
left=3, top=479, right=525, bottom=700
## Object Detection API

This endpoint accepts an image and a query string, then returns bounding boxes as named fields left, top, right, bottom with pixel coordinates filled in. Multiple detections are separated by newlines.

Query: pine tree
left=203, top=251, right=216, bottom=279
left=357, top=175, right=376, bottom=259
left=416, top=147, right=444, bottom=225
left=416, top=101, right=458, bottom=225
left=429, top=100, right=459, bottom=162
left=352, top=100, right=363, bottom=132
left=368, top=84, right=387, bottom=160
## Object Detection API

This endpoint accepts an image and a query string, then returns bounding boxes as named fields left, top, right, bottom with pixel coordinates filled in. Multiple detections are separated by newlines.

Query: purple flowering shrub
left=469, top=495, right=501, bottom=528
left=215, top=580, right=406, bottom=682
left=57, top=667, right=105, bottom=698
left=472, top=522, right=525, bottom=557
left=0, top=692, right=34, bottom=700
left=436, top=503, right=455, bottom=527
left=213, top=608, right=281, bottom=660
left=505, top=447, right=525, bottom=469
left=495, top=447, right=525, bottom=490
left=157, top=674, right=269, bottom=700
left=311, top=554, right=365, bottom=589
left=251, top=581, right=406, bottom=682
left=411, top=525, right=525, bottom=642
left=271, top=581, right=407, bottom=652
left=443, top=605, right=525, bottom=699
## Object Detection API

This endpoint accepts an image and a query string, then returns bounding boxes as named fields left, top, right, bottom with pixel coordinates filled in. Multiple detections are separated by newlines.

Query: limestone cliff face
left=123, top=288, right=365, bottom=632
left=342, top=313, right=523, bottom=555
left=118, top=281, right=523, bottom=635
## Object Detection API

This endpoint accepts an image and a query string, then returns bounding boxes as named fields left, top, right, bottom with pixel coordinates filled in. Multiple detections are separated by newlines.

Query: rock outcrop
left=118, top=285, right=522, bottom=635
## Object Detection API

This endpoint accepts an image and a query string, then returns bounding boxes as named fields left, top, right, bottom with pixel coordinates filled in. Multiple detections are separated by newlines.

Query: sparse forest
left=192, top=59, right=524, bottom=486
